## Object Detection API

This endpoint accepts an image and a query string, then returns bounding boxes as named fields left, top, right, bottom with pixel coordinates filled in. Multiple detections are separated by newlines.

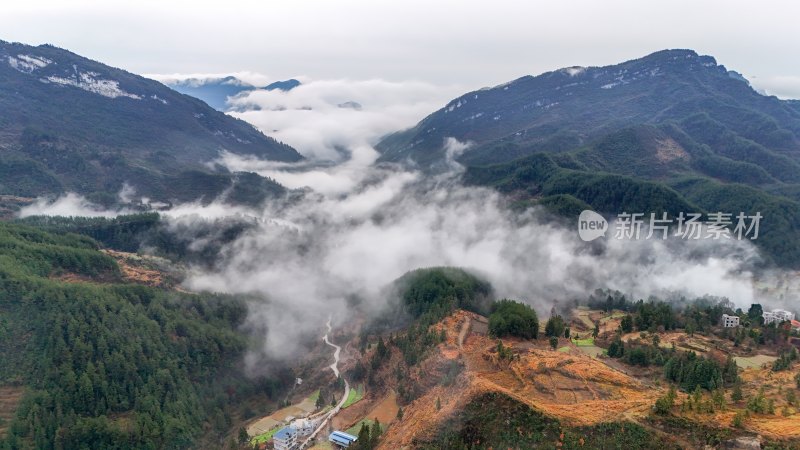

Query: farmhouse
left=763, top=309, right=796, bottom=325
left=292, top=418, right=315, bottom=437
left=721, top=314, right=740, bottom=328
left=273, top=426, right=298, bottom=450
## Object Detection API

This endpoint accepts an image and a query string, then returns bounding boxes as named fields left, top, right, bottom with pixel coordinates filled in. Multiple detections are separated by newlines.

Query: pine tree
left=732, top=410, right=745, bottom=428
left=654, top=385, right=676, bottom=415
left=436, top=397, right=441, bottom=410
left=397, top=407, right=404, bottom=420
left=357, top=422, right=371, bottom=449
left=237, top=427, right=249, bottom=445
left=620, top=315, right=634, bottom=333
left=376, top=336, right=388, bottom=359
left=732, top=382, right=743, bottom=403
left=712, top=388, right=726, bottom=410
left=373, top=418, right=382, bottom=439
left=723, top=355, right=739, bottom=383
left=316, top=392, right=325, bottom=409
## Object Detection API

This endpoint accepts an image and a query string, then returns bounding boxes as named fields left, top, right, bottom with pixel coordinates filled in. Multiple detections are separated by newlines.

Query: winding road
left=323, top=317, right=342, bottom=378
left=298, top=316, right=350, bottom=449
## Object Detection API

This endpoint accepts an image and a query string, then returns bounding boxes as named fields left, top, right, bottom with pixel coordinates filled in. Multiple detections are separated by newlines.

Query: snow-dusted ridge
left=5, top=52, right=150, bottom=101
left=39, top=68, right=142, bottom=100
left=7, top=54, right=52, bottom=73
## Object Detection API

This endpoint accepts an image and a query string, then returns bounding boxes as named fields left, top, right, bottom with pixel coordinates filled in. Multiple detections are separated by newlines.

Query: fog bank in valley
left=20, top=78, right=768, bottom=369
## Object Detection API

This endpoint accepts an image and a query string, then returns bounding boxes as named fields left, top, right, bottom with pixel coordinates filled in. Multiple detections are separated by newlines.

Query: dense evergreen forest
left=0, top=222, right=289, bottom=449
left=16, top=214, right=255, bottom=267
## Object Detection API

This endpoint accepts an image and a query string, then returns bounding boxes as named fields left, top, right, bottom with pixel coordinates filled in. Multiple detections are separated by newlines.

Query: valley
left=1, top=13, right=800, bottom=449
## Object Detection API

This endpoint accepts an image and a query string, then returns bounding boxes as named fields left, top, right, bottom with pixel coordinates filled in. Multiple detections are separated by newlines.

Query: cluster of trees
left=605, top=339, right=674, bottom=367
left=349, top=419, right=383, bottom=450
left=544, top=315, right=569, bottom=339
left=587, top=292, right=738, bottom=334
left=0, top=222, right=290, bottom=449
left=17, top=213, right=162, bottom=253
left=354, top=268, right=492, bottom=390
left=654, top=385, right=678, bottom=415
left=495, top=341, right=517, bottom=363
left=488, top=300, right=539, bottom=339
left=393, top=321, right=447, bottom=368
left=663, top=352, right=738, bottom=392
left=745, top=387, right=775, bottom=415
left=395, top=267, right=492, bottom=321
left=772, top=347, right=799, bottom=371
left=678, top=386, right=728, bottom=415
left=361, top=270, right=488, bottom=373
left=586, top=290, right=800, bottom=350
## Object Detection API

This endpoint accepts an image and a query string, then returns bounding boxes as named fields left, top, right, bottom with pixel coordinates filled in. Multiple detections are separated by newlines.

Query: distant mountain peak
left=264, top=78, right=301, bottom=91
left=162, top=77, right=301, bottom=110
left=376, top=49, right=798, bottom=169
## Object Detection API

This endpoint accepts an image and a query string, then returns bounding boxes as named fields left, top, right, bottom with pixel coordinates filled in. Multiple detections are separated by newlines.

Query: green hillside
left=0, top=40, right=300, bottom=206
left=0, top=222, right=286, bottom=449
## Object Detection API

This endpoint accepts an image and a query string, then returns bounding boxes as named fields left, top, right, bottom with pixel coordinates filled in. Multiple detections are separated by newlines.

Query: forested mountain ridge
left=376, top=49, right=800, bottom=170
left=0, top=221, right=290, bottom=449
left=377, top=49, right=800, bottom=267
left=0, top=40, right=301, bottom=206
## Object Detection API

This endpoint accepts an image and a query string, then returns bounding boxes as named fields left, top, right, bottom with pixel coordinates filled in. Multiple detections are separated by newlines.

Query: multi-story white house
left=292, top=418, right=315, bottom=437
left=763, top=309, right=796, bottom=325
left=721, top=314, right=740, bottom=328
left=273, top=426, right=298, bottom=450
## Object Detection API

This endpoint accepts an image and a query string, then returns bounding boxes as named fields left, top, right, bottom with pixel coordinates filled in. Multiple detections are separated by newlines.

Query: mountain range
left=378, top=49, right=800, bottom=267
left=377, top=49, right=800, bottom=170
left=0, top=40, right=301, bottom=208
left=163, top=76, right=301, bottom=111
left=3, top=42, right=800, bottom=266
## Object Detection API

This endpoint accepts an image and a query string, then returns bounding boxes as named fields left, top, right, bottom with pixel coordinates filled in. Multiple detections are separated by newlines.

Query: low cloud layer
left=18, top=81, right=779, bottom=370
left=226, top=78, right=462, bottom=161
left=19, top=193, right=130, bottom=218
left=187, top=144, right=762, bottom=365
left=21, top=147, right=767, bottom=367
left=146, top=71, right=280, bottom=88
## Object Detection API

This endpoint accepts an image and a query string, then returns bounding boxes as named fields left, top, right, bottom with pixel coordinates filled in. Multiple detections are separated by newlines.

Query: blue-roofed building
left=328, top=430, right=358, bottom=448
left=273, top=426, right=298, bottom=450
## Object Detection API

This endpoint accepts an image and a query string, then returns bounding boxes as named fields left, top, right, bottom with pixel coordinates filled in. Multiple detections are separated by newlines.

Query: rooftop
left=274, top=426, right=296, bottom=441
left=330, top=430, right=358, bottom=442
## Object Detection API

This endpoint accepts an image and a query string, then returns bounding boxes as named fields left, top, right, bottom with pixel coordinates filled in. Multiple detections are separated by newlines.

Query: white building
left=722, top=314, right=740, bottom=328
left=329, top=430, right=358, bottom=448
left=273, top=426, right=298, bottom=450
left=763, top=309, right=796, bottom=325
left=292, top=418, right=315, bottom=437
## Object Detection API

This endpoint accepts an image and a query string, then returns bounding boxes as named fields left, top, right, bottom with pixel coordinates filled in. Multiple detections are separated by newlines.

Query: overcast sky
left=2, top=0, right=799, bottom=98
